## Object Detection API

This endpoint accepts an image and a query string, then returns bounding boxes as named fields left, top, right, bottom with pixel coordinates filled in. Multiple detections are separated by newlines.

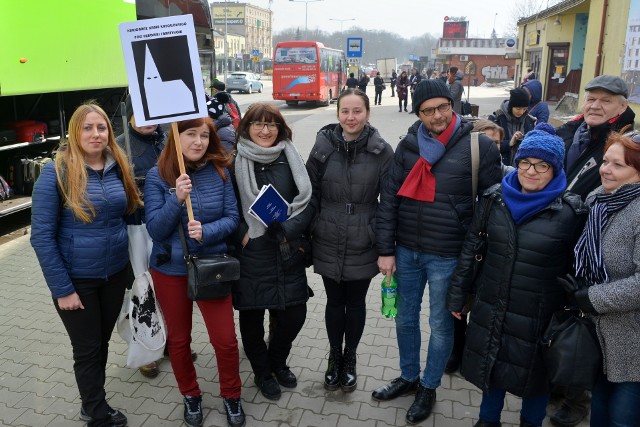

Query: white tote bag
left=117, top=224, right=166, bottom=368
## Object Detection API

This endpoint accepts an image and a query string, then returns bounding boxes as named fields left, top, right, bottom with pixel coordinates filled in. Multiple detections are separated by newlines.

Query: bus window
left=275, top=47, right=317, bottom=64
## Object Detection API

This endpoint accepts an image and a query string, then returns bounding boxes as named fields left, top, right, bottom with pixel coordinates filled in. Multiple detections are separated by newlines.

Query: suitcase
left=7, top=155, right=29, bottom=195
left=14, top=121, right=47, bottom=143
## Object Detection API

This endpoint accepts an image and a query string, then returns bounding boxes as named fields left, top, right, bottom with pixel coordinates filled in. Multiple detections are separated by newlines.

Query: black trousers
left=374, top=89, right=383, bottom=105
left=239, top=304, right=307, bottom=379
left=322, top=276, right=371, bottom=350
left=55, top=266, right=129, bottom=427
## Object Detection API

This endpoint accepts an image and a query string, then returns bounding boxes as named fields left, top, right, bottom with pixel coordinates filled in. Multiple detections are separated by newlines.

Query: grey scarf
left=235, top=137, right=312, bottom=238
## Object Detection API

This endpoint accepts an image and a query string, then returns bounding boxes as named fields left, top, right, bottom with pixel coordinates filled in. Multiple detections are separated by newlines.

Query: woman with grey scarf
left=233, top=102, right=314, bottom=401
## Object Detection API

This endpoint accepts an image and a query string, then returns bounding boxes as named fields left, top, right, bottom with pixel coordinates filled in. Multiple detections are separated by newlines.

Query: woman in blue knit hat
left=446, top=123, right=588, bottom=427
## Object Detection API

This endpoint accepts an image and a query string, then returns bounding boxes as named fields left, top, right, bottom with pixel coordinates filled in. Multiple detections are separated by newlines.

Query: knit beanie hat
left=514, top=122, right=565, bottom=175
left=413, top=79, right=454, bottom=116
left=508, top=87, right=530, bottom=110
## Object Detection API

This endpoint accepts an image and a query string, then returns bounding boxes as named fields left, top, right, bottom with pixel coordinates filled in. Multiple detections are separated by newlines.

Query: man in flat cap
left=373, top=79, right=501, bottom=424
left=551, top=76, right=635, bottom=426
left=556, top=75, right=635, bottom=201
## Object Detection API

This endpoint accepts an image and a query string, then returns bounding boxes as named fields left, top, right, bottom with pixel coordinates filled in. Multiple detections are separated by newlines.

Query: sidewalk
left=0, top=234, right=588, bottom=427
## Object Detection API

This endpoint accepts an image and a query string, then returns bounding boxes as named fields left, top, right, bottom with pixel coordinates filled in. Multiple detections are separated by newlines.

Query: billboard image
left=443, top=21, right=468, bottom=39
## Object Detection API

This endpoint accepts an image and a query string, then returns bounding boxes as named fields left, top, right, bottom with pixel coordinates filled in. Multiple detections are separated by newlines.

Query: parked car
left=225, top=72, right=263, bottom=94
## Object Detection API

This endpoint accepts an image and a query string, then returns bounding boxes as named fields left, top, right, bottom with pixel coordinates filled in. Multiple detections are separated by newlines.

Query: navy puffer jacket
left=144, top=163, right=239, bottom=276
left=447, top=186, right=587, bottom=397
left=376, top=120, right=502, bottom=258
left=31, top=157, right=130, bottom=298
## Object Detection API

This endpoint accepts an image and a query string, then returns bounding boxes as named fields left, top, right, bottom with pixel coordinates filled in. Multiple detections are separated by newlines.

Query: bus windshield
left=275, top=47, right=318, bottom=64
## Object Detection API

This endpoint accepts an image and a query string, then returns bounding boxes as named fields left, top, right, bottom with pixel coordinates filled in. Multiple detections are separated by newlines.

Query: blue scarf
left=501, top=169, right=567, bottom=225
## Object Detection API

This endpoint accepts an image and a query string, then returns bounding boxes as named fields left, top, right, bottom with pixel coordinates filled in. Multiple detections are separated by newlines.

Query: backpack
left=225, top=102, right=240, bottom=129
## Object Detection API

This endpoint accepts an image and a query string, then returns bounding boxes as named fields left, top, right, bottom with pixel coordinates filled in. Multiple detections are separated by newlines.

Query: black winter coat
left=232, top=151, right=313, bottom=310
left=377, top=120, right=502, bottom=257
left=556, top=106, right=636, bottom=200
left=447, top=185, right=587, bottom=397
left=488, top=100, right=536, bottom=166
left=306, top=123, right=393, bottom=282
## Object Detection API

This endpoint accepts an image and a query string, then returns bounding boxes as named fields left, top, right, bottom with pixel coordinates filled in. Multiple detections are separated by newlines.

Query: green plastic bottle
left=381, top=274, right=398, bottom=318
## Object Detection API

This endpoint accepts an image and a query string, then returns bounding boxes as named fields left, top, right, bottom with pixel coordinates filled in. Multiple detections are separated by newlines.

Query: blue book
left=248, top=184, right=290, bottom=227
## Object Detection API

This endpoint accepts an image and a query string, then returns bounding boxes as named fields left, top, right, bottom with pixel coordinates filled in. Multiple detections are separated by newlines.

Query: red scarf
left=397, top=114, right=459, bottom=202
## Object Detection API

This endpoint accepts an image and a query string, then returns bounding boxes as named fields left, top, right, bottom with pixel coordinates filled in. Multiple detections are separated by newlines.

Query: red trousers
left=151, top=269, right=241, bottom=398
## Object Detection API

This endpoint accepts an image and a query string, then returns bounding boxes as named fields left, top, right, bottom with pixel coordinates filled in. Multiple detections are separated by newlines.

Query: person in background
left=521, top=80, right=550, bottom=123
left=390, top=70, right=398, bottom=97
left=551, top=74, right=637, bottom=427
left=358, top=72, right=370, bottom=93
left=206, top=91, right=236, bottom=153
left=373, top=72, right=385, bottom=105
left=447, top=123, right=586, bottom=427
left=522, top=68, right=536, bottom=84
left=346, top=73, right=358, bottom=89
left=560, top=130, right=640, bottom=427
left=373, top=79, right=501, bottom=424
left=408, top=67, right=423, bottom=113
left=211, top=80, right=242, bottom=128
left=448, top=67, right=465, bottom=115
left=396, top=70, right=409, bottom=113
left=31, top=103, right=143, bottom=427
left=472, top=120, right=513, bottom=177
left=306, top=88, right=393, bottom=393
left=144, top=117, right=244, bottom=427
left=232, top=103, right=313, bottom=401
left=489, top=87, right=536, bottom=166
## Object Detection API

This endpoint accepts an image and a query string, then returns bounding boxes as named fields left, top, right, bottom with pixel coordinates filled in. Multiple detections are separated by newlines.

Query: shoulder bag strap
left=471, top=131, right=480, bottom=208
left=178, top=225, right=191, bottom=259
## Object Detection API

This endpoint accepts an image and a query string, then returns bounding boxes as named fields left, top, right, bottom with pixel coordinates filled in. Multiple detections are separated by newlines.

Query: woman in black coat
left=396, top=70, right=409, bottom=112
left=306, top=88, right=393, bottom=393
left=447, top=124, right=586, bottom=427
left=233, top=102, right=314, bottom=401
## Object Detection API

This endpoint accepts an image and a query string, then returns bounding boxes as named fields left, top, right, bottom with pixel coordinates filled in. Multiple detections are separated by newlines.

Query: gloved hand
left=266, top=221, right=284, bottom=242
left=557, top=274, right=598, bottom=314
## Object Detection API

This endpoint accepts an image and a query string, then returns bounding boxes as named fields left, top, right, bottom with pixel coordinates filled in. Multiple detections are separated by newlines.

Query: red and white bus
left=272, top=41, right=347, bottom=106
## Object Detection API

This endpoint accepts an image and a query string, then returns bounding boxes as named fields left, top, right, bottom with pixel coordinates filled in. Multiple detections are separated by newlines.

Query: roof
left=517, top=0, right=587, bottom=25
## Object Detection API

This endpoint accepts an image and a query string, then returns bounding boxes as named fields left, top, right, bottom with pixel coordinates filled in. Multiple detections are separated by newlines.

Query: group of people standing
left=29, top=73, right=639, bottom=427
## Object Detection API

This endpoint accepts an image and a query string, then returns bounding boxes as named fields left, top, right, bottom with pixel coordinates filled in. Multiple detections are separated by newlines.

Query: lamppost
left=492, top=13, right=498, bottom=38
left=289, top=0, right=324, bottom=40
left=223, top=1, right=229, bottom=82
left=329, top=18, right=356, bottom=32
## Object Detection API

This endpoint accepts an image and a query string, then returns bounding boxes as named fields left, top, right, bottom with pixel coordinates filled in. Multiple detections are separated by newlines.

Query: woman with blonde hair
left=144, top=116, right=244, bottom=427
left=31, top=102, right=142, bottom=427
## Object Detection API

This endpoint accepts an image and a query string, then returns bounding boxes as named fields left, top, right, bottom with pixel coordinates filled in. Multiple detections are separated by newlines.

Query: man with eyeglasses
left=373, top=79, right=502, bottom=424
left=551, top=75, right=636, bottom=427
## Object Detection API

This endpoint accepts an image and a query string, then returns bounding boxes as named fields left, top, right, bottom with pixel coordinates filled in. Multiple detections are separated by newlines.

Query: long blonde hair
left=54, top=103, right=142, bottom=223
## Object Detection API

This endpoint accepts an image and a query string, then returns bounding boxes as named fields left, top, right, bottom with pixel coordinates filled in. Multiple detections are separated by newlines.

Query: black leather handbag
left=541, top=308, right=602, bottom=390
left=178, top=227, right=239, bottom=301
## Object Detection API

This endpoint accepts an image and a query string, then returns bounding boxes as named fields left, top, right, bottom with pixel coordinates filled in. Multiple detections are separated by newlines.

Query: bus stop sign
left=347, top=38, right=362, bottom=58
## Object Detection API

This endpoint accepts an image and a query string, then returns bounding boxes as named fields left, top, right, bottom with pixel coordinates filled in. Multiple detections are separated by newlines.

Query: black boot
left=324, top=346, right=342, bottom=391
left=406, top=385, right=436, bottom=424
left=474, top=421, right=501, bottom=427
left=549, top=394, right=588, bottom=426
left=340, top=347, right=357, bottom=392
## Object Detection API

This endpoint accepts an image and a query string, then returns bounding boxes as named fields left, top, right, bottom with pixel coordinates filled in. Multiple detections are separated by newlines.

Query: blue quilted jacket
left=31, top=157, right=130, bottom=298
left=144, top=163, right=239, bottom=276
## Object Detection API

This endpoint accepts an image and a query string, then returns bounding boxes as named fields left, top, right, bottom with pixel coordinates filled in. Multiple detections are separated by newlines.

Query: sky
left=226, top=0, right=519, bottom=39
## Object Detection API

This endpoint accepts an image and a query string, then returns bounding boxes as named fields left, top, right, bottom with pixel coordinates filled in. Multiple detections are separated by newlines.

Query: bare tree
left=503, top=0, right=564, bottom=37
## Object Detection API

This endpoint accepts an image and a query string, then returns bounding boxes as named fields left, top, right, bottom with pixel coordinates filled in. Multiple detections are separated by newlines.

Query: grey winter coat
left=306, top=123, right=393, bottom=282
left=583, top=183, right=640, bottom=383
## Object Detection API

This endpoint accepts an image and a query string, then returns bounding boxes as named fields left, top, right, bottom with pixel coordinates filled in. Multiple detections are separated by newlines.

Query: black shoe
left=183, top=395, right=203, bottom=427
left=399, top=109, right=402, bottom=112
left=371, top=377, right=419, bottom=401
left=406, top=385, right=436, bottom=424
left=340, top=347, right=357, bottom=392
left=474, top=420, right=502, bottom=427
left=273, top=367, right=297, bottom=388
left=550, top=398, right=588, bottom=426
left=324, top=346, right=343, bottom=391
left=405, top=108, right=408, bottom=112
left=223, top=397, right=246, bottom=427
left=79, top=406, right=127, bottom=426
left=254, top=375, right=281, bottom=400
left=445, top=351, right=462, bottom=374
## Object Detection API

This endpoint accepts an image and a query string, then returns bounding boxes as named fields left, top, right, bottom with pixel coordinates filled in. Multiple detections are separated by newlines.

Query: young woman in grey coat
left=306, top=89, right=394, bottom=392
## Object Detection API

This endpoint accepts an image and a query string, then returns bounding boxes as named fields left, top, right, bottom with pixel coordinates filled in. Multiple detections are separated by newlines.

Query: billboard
left=213, top=6, right=245, bottom=25
left=443, top=21, right=468, bottom=39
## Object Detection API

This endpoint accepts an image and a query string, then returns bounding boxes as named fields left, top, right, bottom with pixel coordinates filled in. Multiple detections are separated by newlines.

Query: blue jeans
left=591, top=373, right=640, bottom=427
left=479, top=388, right=549, bottom=426
left=394, top=245, right=457, bottom=389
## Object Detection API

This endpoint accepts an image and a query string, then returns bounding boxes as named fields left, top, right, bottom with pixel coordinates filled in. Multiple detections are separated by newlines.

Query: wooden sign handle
left=171, top=122, right=194, bottom=222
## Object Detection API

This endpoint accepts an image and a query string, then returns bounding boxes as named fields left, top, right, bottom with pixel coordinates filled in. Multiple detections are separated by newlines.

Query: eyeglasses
left=418, top=102, right=451, bottom=117
left=623, top=131, right=640, bottom=143
left=250, top=121, right=279, bottom=131
left=517, top=159, right=552, bottom=173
